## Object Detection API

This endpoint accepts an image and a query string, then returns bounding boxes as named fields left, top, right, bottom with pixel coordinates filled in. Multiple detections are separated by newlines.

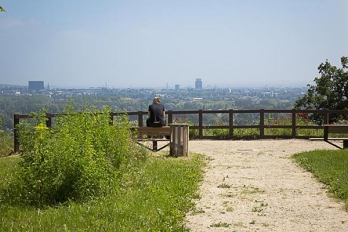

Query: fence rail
left=13, top=109, right=348, bottom=153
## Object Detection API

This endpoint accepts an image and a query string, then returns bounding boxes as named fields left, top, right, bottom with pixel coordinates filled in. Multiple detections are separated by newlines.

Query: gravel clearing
left=184, top=139, right=348, bottom=232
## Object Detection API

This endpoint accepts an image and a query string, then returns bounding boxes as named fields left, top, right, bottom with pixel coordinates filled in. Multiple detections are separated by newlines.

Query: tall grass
left=0, top=130, right=12, bottom=157
left=0, top=102, right=206, bottom=231
left=0, top=116, right=12, bottom=157
left=2, top=104, right=143, bottom=207
left=293, top=150, right=348, bottom=211
left=0, top=154, right=205, bottom=231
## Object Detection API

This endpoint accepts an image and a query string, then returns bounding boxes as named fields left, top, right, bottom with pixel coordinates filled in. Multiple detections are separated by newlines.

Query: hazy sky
left=0, top=0, right=347, bottom=89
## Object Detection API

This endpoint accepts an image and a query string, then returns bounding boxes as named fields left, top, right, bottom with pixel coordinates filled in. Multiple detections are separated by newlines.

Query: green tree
left=294, top=56, right=348, bottom=123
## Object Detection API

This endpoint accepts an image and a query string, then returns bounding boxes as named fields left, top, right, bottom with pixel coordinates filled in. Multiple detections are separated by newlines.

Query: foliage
left=293, top=150, right=348, bottom=211
left=2, top=103, right=142, bottom=207
left=0, top=153, right=205, bottom=231
left=0, top=118, right=12, bottom=157
left=295, top=56, right=348, bottom=124
left=0, top=6, right=5, bottom=12
left=1, top=86, right=302, bottom=131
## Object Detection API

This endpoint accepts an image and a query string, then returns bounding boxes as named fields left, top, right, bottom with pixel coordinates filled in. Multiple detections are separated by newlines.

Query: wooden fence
left=13, top=109, right=348, bottom=153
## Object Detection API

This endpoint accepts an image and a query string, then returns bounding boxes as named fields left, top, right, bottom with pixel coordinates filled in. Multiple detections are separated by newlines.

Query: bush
left=0, top=117, right=12, bottom=157
left=0, top=130, right=12, bottom=157
left=3, top=104, right=143, bottom=207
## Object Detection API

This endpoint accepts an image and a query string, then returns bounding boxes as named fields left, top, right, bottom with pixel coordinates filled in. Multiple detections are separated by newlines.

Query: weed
left=210, top=221, right=231, bottom=227
left=217, top=183, right=231, bottom=188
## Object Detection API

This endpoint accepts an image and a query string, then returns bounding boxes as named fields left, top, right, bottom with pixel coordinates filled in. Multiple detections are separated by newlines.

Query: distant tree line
left=0, top=94, right=294, bottom=131
left=1, top=56, right=346, bottom=130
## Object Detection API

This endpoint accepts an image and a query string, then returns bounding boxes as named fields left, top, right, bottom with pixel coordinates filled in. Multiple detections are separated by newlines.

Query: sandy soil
left=183, top=139, right=348, bottom=232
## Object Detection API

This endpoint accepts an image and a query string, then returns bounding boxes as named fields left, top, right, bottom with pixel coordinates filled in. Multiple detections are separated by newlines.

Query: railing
left=13, top=109, right=348, bottom=153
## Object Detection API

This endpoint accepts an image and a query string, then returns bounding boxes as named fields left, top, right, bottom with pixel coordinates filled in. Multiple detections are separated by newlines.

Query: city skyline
left=1, top=1, right=347, bottom=89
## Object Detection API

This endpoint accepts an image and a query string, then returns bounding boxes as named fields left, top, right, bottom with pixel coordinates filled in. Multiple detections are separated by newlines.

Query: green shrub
left=0, top=130, right=12, bottom=157
left=3, top=104, right=143, bottom=207
left=0, top=117, right=12, bottom=157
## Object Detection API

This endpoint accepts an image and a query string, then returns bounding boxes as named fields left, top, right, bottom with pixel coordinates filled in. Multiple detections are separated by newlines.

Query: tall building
left=175, top=84, right=180, bottom=90
left=195, top=78, right=202, bottom=89
left=28, top=81, right=44, bottom=91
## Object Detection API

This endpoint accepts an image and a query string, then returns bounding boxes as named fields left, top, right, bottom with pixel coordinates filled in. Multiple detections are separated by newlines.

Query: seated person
left=146, top=96, right=166, bottom=127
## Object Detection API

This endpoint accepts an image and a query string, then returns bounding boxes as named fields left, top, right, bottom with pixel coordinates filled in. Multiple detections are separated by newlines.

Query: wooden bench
left=131, top=126, right=171, bottom=152
left=323, top=124, right=348, bottom=149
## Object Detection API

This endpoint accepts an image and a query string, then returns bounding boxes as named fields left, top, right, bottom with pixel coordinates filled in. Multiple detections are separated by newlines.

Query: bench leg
left=343, top=140, right=348, bottom=149
left=153, top=141, right=158, bottom=151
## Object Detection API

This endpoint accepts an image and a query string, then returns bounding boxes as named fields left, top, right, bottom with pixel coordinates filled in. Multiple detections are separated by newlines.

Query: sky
left=0, top=0, right=347, bottom=89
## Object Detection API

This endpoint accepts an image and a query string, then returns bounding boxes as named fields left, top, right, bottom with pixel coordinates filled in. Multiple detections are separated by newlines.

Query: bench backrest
left=131, top=126, right=171, bottom=137
left=326, top=125, right=348, bottom=134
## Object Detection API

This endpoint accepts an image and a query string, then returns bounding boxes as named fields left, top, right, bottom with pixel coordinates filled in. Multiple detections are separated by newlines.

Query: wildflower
left=34, top=123, right=48, bottom=130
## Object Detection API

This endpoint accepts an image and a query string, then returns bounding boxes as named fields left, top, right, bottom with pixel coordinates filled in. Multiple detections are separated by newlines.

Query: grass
left=0, top=131, right=12, bottom=157
left=0, top=153, right=206, bottom=231
left=293, top=149, right=348, bottom=211
left=2, top=139, right=348, bottom=230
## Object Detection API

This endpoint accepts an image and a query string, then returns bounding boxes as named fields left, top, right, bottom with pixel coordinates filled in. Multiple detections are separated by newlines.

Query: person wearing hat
left=146, top=96, right=166, bottom=127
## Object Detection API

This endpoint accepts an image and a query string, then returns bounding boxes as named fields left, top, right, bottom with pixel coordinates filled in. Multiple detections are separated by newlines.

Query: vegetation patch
left=0, top=151, right=205, bottom=231
left=0, top=103, right=206, bottom=230
left=210, top=221, right=231, bottom=228
left=293, top=149, right=348, bottom=211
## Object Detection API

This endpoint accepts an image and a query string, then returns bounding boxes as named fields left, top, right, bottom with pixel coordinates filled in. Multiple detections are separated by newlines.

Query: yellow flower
left=34, top=123, right=48, bottom=131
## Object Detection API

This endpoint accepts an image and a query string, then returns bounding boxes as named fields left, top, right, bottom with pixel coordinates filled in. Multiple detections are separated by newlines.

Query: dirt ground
left=183, top=139, right=348, bottom=232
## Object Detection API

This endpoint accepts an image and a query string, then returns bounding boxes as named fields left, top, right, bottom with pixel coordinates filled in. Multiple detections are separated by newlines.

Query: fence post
left=138, top=111, right=144, bottom=126
left=109, top=113, right=114, bottom=126
left=167, top=110, right=173, bottom=125
left=292, top=109, right=296, bottom=137
left=228, top=109, right=234, bottom=139
left=199, top=109, right=203, bottom=139
left=260, top=109, right=264, bottom=138
left=46, top=113, right=52, bottom=128
left=13, top=114, right=20, bottom=153
left=323, top=109, right=329, bottom=124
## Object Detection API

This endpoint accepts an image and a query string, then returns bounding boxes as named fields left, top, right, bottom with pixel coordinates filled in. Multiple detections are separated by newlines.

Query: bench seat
left=131, top=126, right=171, bottom=152
left=323, top=124, right=348, bottom=149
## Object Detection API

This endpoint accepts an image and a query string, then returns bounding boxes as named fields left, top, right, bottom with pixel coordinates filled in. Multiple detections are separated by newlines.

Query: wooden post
left=13, top=114, right=20, bottom=153
left=170, top=124, right=189, bottom=157
left=260, top=109, right=264, bottom=138
left=292, top=109, right=296, bottom=137
left=167, top=110, right=173, bottom=125
left=228, top=109, right=233, bottom=139
left=46, top=113, right=52, bottom=128
left=198, top=110, right=203, bottom=139
left=138, top=111, right=144, bottom=127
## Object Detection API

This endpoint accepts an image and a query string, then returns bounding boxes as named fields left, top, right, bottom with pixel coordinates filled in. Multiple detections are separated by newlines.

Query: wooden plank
left=131, top=126, right=171, bottom=138
left=327, top=126, right=348, bottom=134
left=136, top=139, right=169, bottom=142
left=310, top=138, right=348, bottom=141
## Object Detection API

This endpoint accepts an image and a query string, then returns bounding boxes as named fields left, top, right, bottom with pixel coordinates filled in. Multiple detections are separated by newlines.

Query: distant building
left=29, top=81, right=44, bottom=91
left=175, top=84, right=180, bottom=90
left=195, top=78, right=202, bottom=89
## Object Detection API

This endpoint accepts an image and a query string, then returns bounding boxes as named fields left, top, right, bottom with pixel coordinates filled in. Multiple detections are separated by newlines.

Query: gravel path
left=184, top=139, right=348, bottom=232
